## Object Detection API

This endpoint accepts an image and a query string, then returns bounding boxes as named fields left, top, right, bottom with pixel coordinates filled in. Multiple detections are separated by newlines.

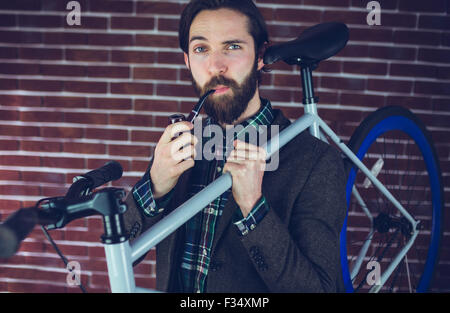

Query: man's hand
left=223, top=140, right=266, bottom=217
left=150, top=121, right=198, bottom=199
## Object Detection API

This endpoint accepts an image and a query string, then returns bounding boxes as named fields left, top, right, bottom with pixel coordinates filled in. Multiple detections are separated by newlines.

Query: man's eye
left=228, top=44, right=241, bottom=50
left=194, top=46, right=206, bottom=53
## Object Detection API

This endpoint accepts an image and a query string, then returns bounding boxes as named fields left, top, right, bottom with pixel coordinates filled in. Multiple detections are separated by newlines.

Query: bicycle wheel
left=340, top=105, right=444, bottom=293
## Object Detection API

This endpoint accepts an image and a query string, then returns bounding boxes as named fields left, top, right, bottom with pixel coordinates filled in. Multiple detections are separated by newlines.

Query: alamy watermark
left=66, top=1, right=81, bottom=26
left=367, top=1, right=381, bottom=26
left=170, top=119, right=280, bottom=172
left=366, top=260, right=381, bottom=286
left=66, top=260, right=81, bottom=287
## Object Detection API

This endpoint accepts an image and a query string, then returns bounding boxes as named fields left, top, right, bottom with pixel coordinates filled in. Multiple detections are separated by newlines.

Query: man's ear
left=257, top=56, right=265, bottom=71
left=184, top=52, right=190, bottom=70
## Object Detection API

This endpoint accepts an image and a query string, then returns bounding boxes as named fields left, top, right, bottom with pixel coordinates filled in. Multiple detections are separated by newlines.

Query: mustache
left=203, top=75, right=240, bottom=93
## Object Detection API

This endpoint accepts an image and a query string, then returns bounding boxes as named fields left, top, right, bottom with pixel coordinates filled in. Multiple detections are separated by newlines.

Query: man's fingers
left=227, top=149, right=265, bottom=162
left=173, top=158, right=195, bottom=176
left=172, top=144, right=196, bottom=162
left=160, top=121, right=193, bottom=144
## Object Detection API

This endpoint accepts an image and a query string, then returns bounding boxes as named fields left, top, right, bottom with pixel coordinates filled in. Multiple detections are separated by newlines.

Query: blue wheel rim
left=341, top=115, right=442, bottom=292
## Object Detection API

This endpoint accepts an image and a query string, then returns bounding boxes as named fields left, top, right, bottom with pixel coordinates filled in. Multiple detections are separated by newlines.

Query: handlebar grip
left=0, top=207, right=38, bottom=259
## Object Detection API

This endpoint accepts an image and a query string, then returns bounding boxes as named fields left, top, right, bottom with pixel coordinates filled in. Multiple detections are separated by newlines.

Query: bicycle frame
left=103, top=64, right=420, bottom=293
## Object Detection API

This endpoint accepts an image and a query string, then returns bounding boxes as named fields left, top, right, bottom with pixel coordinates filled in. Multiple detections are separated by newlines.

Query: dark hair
left=179, top=0, right=269, bottom=61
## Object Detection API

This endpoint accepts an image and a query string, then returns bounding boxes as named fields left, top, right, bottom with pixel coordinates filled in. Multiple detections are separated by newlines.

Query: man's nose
left=208, top=51, right=228, bottom=76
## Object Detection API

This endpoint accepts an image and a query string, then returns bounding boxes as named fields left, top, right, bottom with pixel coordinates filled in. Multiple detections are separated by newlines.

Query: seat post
left=300, top=64, right=320, bottom=139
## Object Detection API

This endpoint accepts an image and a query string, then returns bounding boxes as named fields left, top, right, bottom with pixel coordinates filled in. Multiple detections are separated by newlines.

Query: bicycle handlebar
left=0, top=206, right=38, bottom=258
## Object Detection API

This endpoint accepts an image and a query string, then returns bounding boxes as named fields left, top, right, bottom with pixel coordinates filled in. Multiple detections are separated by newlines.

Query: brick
left=110, top=82, right=154, bottom=95
left=112, top=50, right=156, bottom=64
left=0, top=1, right=41, bottom=10
left=131, top=130, right=162, bottom=142
left=18, top=14, right=63, bottom=28
left=0, top=125, right=40, bottom=137
left=43, top=96, right=87, bottom=109
left=85, top=128, right=128, bottom=141
left=321, top=10, right=367, bottom=26
left=340, top=93, right=386, bottom=107
left=419, top=15, right=450, bottom=30
left=367, top=79, right=413, bottom=93
left=0, top=155, right=40, bottom=167
left=111, top=17, right=155, bottom=30
left=109, top=144, right=151, bottom=157
left=131, top=160, right=149, bottom=172
left=41, top=156, right=85, bottom=169
left=44, top=32, right=88, bottom=45
left=0, top=140, right=19, bottom=151
left=20, top=111, right=64, bottom=123
left=157, top=51, right=185, bottom=65
left=88, top=33, right=133, bottom=46
left=40, top=64, right=86, bottom=77
left=87, top=66, right=129, bottom=78
left=66, top=49, right=109, bottom=62
left=0, top=109, right=19, bottom=121
left=274, top=8, right=321, bottom=23
left=267, top=24, right=303, bottom=39
left=398, top=0, right=447, bottom=13
left=19, top=79, right=63, bottom=92
left=418, top=48, right=450, bottom=63
left=415, top=81, right=450, bottom=96
left=369, top=46, right=416, bottom=61
left=350, top=27, right=393, bottom=43
left=156, top=84, right=196, bottom=98
left=393, top=30, right=441, bottom=46
left=88, top=98, right=132, bottom=110
left=90, top=0, right=133, bottom=13
left=273, top=74, right=301, bottom=87
left=109, top=113, right=153, bottom=127
left=134, top=99, right=178, bottom=112
left=64, top=112, right=108, bottom=125
left=63, top=16, right=108, bottom=30
left=0, top=95, right=41, bottom=107
left=386, top=95, right=432, bottom=111
left=22, top=171, right=66, bottom=184
left=0, top=14, right=16, bottom=27
left=158, top=18, right=179, bottom=32
left=0, top=46, right=18, bottom=59
left=337, top=44, right=369, bottom=58
left=133, top=67, right=177, bottom=80
left=0, top=30, right=41, bottom=44
left=19, top=47, right=63, bottom=60
left=0, top=78, right=18, bottom=90
left=21, top=140, right=62, bottom=153
left=0, top=63, right=39, bottom=75
left=351, top=0, right=398, bottom=10
left=136, top=1, right=182, bottom=14
left=136, top=34, right=179, bottom=48
left=321, top=76, right=366, bottom=91
left=64, top=81, right=107, bottom=94
left=390, top=63, right=437, bottom=79
left=343, top=61, right=387, bottom=76
left=41, top=126, right=83, bottom=139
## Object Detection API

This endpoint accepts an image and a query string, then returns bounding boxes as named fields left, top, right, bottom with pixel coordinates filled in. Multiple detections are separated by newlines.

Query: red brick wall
left=0, top=0, right=449, bottom=292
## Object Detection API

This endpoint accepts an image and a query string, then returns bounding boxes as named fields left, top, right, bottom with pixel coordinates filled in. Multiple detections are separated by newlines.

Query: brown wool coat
left=123, top=109, right=347, bottom=293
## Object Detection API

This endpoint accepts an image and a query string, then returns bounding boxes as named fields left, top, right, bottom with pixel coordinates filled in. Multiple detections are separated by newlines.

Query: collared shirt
left=132, top=98, right=275, bottom=293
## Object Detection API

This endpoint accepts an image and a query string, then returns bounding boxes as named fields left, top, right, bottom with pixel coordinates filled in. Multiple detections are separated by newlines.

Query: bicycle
left=0, top=22, right=444, bottom=293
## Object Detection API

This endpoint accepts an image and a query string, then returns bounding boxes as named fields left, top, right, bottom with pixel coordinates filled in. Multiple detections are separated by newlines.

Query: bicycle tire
left=340, top=105, right=444, bottom=293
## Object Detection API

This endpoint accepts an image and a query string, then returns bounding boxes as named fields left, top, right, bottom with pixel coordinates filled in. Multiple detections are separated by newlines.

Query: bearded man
left=123, top=0, right=347, bottom=293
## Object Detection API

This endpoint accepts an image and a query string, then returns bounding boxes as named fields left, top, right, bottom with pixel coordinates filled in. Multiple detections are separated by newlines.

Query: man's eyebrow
left=222, top=39, right=248, bottom=45
left=189, top=37, right=249, bottom=45
left=190, top=36, right=207, bottom=44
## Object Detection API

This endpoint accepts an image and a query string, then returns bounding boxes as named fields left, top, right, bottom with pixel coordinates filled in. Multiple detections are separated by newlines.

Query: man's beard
left=191, top=60, right=259, bottom=125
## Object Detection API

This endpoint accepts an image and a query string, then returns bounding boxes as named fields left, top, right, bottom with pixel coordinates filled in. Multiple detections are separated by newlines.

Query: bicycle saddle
left=263, top=22, right=349, bottom=67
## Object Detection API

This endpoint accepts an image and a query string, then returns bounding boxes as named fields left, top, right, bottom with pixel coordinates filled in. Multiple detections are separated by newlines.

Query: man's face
left=184, top=8, right=264, bottom=125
